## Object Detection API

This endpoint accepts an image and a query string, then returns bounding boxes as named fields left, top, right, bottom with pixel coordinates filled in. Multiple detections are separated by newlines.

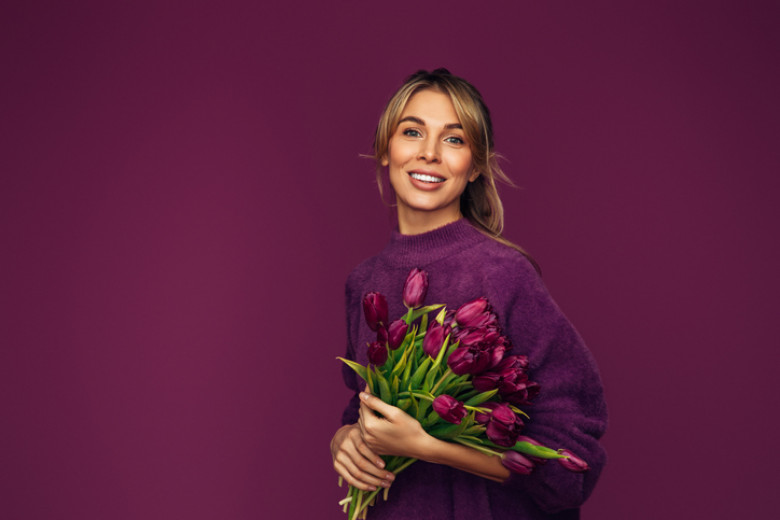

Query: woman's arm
left=357, top=391, right=511, bottom=482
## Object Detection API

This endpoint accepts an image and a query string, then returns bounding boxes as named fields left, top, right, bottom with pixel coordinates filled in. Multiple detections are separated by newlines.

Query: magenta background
left=2, top=1, right=778, bottom=518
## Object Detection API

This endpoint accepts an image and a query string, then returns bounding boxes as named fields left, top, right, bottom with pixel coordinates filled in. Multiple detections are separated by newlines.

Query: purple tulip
left=376, top=325, right=388, bottom=345
left=501, top=450, right=535, bottom=475
left=454, top=326, right=500, bottom=347
left=402, top=268, right=428, bottom=308
left=473, top=401, right=500, bottom=424
left=557, top=449, right=589, bottom=473
left=502, top=380, right=541, bottom=407
left=447, top=341, right=506, bottom=376
left=472, top=370, right=502, bottom=392
left=367, top=341, right=388, bottom=366
left=423, top=322, right=449, bottom=358
left=473, top=355, right=535, bottom=398
left=432, top=395, right=467, bottom=424
left=483, top=403, right=524, bottom=447
left=486, top=416, right=523, bottom=447
left=489, top=403, right=516, bottom=426
left=454, top=297, right=495, bottom=328
left=362, top=292, right=388, bottom=332
left=387, top=319, right=408, bottom=350
left=442, top=309, right=457, bottom=328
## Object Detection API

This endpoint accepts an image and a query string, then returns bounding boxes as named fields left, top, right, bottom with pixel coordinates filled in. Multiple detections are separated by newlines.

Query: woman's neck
left=396, top=207, right=464, bottom=235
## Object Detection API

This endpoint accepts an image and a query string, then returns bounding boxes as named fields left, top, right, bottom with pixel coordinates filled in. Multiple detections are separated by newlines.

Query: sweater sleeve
left=340, top=271, right=362, bottom=426
left=488, top=258, right=608, bottom=514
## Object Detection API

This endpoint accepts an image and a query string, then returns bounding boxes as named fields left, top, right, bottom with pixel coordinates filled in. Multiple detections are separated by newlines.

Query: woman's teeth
left=410, top=172, right=444, bottom=183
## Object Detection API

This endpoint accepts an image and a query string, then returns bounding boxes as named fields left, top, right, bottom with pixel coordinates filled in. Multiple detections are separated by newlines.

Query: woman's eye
left=403, top=128, right=421, bottom=137
left=445, top=136, right=464, bottom=145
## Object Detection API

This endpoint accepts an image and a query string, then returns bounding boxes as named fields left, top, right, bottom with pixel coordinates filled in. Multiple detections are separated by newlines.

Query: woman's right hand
left=330, top=424, right=396, bottom=492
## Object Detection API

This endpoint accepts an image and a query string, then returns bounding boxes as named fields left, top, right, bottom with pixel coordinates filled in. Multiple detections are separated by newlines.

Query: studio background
left=2, top=1, right=778, bottom=519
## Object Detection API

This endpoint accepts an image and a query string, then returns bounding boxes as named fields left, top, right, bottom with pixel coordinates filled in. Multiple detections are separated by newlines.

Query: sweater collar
left=380, top=219, right=488, bottom=266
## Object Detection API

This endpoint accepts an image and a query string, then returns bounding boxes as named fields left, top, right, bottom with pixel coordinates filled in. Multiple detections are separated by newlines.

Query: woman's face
left=383, top=89, right=478, bottom=232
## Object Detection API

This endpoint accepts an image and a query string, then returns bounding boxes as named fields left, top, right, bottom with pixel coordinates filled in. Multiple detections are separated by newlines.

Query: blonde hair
left=373, top=68, right=540, bottom=273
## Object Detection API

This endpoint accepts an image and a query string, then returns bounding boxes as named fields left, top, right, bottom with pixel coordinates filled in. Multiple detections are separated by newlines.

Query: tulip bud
left=454, top=297, right=491, bottom=327
left=402, top=268, right=428, bottom=308
left=387, top=319, right=408, bottom=350
left=474, top=402, right=500, bottom=425
left=432, top=395, right=467, bottom=424
left=484, top=403, right=523, bottom=447
left=557, top=449, right=589, bottom=473
left=367, top=341, right=388, bottom=366
left=423, top=322, right=449, bottom=358
left=501, top=451, right=534, bottom=475
left=363, top=292, right=388, bottom=332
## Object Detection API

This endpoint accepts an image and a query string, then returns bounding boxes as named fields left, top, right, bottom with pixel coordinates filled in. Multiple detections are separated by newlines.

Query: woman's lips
left=408, top=170, right=446, bottom=190
left=409, top=171, right=445, bottom=183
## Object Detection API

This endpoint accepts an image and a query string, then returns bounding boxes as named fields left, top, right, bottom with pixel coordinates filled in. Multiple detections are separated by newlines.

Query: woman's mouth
left=409, top=172, right=445, bottom=183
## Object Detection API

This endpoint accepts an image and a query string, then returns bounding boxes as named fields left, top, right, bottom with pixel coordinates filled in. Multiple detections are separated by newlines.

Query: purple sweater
left=340, top=219, right=607, bottom=519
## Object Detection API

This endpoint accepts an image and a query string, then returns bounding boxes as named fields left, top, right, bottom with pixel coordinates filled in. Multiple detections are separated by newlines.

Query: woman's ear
left=380, top=155, right=389, bottom=167
left=469, top=170, right=481, bottom=182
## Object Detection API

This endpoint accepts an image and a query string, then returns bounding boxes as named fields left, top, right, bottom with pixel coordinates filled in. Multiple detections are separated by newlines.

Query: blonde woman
left=330, top=69, right=607, bottom=519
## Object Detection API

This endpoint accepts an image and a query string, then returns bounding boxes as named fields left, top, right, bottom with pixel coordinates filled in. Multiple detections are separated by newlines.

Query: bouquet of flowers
left=337, top=268, right=588, bottom=520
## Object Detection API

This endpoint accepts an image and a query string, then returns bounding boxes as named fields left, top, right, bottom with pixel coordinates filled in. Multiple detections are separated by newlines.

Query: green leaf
left=365, top=364, right=374, bottom=394
left=409, top=304, right=444, bottom=323
left=337, top=357, right=367, bottom=383
left=417, top=398, right=431, bottom=422
left=428, top=412, right=473, bottom=438
left=375, top=370, right=392, bottom=404
left=422, top=364, right=439, bottom=393
left=464, top=389, right=498, bottom=406
left=409, top=357, right=431, bottom=389
left=427, top=422, right=462, bottom=439
left=409, top=391, right=420, bottom=419
left=509, top=404, right=530, bottom=419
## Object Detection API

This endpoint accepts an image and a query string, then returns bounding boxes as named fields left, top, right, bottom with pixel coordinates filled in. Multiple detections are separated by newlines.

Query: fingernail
left=381, top=480, right=391, bottom=488
left=376, top=460, right=385, bottom=468
left=359, top=393, right=368, bottom=401
left=386, top=473, right=395, bottom=481
left=369, top=485, right=377, bottom=491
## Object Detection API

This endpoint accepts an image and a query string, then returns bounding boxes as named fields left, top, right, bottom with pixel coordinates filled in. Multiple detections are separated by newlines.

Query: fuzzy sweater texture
left=340, top=219, right=607, bottom=520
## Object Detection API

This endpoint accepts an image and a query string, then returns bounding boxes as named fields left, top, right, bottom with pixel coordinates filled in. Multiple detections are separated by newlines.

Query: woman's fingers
left=359, top=391, right=398, bottom=419
left=332, top=424, right=394, bottom=491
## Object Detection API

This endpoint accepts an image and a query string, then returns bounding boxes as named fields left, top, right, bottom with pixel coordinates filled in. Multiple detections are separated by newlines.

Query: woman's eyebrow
left=398, top=116, right=463, bottom=129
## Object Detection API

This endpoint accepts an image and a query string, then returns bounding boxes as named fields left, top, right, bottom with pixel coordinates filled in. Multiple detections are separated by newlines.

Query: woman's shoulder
left=466, top=236, right=542, bottom=287
left=345, top=254, right=381, bottom=299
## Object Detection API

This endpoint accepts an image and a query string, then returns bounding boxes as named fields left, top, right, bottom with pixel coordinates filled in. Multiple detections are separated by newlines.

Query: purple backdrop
left=2, top=1, right=778, bottom=519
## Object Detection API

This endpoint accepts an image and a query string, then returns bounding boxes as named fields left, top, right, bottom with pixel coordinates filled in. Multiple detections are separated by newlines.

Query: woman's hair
left=373, top=68, right=539, bottom=273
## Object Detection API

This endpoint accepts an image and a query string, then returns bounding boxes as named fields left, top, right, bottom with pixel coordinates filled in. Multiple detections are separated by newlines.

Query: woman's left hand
left=357, top=389, right=432, bottom=460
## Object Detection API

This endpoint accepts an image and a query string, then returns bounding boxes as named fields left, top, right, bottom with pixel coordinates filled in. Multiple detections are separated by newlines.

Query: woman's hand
left=357, top=391, right=432, bottom=460
left=330, top=423, right=396, bottom=492
left=359, top=389, right=511, bottom=483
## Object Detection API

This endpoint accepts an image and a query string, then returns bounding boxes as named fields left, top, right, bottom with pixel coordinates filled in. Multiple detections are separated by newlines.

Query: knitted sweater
left=340, top=219, right=607, bottom=519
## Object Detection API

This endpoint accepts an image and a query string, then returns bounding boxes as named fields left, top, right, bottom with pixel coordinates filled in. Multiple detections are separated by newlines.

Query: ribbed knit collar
left=379, top=218, right=488, bottom=267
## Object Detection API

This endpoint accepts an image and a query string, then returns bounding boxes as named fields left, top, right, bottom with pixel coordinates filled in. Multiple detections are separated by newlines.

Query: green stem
left=348, top=458, right=418, bottom=519
left=430, top=367, right=453, bottom=395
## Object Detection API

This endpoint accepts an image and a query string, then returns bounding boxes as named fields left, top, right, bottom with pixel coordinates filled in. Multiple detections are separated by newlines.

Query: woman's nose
left=418, top=138, right=440, bottom=162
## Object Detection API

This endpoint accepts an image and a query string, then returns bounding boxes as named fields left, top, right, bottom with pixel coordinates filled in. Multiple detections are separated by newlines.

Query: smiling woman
left=383, top=90, right=479, bottom=234
left=330, top=69, right=607, bottom=520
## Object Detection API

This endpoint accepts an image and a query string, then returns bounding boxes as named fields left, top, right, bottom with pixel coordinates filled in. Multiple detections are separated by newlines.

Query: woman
left=330, top=69, right=607, bottom=519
